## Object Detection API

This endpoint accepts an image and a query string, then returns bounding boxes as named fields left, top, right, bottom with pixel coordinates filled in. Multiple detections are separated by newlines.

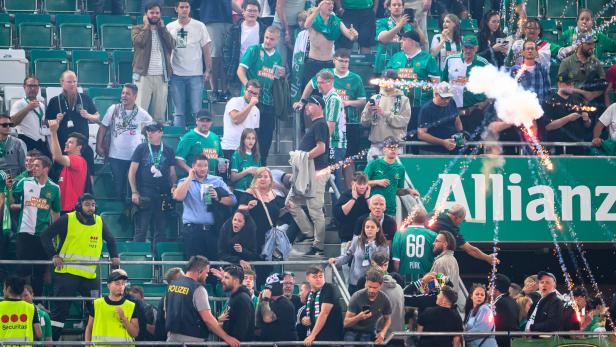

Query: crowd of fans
left=2, top=0, right=616, bottom=345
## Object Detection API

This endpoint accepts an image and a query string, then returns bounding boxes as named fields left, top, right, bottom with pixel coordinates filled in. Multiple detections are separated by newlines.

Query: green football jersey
left=392, top=225, right=437, bottom=281
left=323, top=89, right=347, bottom=149
left=175, top=129, right=223, bottom=174
left=37, top=306, right=52, bottom=340
left=386, top=50, right=440, bottom=107
left=364, top=158, right=405, bottom=216
left=441, top=53, right=488, bottom=108
left=311, top=68, right=366, bottom=123
left=374, top=17, right=414, bottom=74
left=13, top=176, right=61, bottom=235
left=230, top=151, right=260, bottom=191
left=239, top=44, right=283, bottom=106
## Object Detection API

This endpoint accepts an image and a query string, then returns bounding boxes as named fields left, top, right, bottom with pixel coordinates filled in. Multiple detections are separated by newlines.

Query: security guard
left=0, top=276, right=42, bottom=345
left=85, top=271, right=139, bottom=346
left=40, top=193, right=120, bottom=340
left=164, top=256, right=240, bottom=347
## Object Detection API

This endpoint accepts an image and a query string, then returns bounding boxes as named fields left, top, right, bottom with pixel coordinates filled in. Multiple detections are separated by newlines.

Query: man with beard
left=558, top=33, right=606, bottom=104
left=131, top=2, right=175, bottom=122
left=219, top=265, right=254, bottom=342
left=164, top=256, right=240, bottom=346
left=40, top=193, right=120, bottom=340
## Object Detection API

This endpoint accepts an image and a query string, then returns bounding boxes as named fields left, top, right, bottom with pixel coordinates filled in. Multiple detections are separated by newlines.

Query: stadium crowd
left=1, top=0, right=616, bottom=345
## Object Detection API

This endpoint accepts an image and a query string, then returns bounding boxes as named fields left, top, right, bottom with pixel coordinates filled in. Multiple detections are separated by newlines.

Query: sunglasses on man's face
left=0, top=123, right=13, bottom=128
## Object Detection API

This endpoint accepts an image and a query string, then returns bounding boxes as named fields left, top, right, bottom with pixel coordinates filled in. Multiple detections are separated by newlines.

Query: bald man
left=44, top=71, right=98, bottom=183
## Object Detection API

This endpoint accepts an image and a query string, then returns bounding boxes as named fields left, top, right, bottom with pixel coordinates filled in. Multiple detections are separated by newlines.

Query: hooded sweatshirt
left=223, top=286, right=255, bottom=341
left=360, top=89, right=411, bottom=144
left=380, top=274, right=405, bottom=335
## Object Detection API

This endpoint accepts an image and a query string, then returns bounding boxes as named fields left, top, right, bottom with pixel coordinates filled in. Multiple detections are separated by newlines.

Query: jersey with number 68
left=392, top=225, right=437, bottom=282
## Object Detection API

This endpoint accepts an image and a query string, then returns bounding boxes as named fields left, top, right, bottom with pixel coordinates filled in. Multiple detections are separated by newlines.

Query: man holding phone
left=343, top=270, right=392, bottom=344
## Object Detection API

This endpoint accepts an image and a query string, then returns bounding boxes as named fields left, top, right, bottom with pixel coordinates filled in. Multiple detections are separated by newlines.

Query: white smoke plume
left=466, top=64, right=543, bottom=128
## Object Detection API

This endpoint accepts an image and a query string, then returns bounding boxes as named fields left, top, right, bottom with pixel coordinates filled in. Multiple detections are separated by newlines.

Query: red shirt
left=58, top=155, right=87, bottom=212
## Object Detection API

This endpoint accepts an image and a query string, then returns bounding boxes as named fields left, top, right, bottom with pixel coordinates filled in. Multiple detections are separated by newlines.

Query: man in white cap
left=417, top=81, right=463, bottom=154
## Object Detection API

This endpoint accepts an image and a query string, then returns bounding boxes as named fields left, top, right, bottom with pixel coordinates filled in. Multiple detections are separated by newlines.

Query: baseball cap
left=401, top=30, right=421, bottom=43
left=306, top=95, right=325, bottom=109
left=196, top=109, right=213, bottom=121
left=264, top=273, right=283, bottom=296
left=108, top=272, right=129, bottom=283
left=462, top=35, right=479, bottom=47
left=537, top=271, right=557, bottom=282
left=144, top=122, right=163, bottom=132
left=434, top=81, right=454, bottom=98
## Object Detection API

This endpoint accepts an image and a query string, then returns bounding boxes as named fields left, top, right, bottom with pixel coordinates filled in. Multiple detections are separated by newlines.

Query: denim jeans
left=343, top=330, right=375, bottom=347
left=108, top=157, right=131, bottom=199
left=170, top=74, right=204, bottom=124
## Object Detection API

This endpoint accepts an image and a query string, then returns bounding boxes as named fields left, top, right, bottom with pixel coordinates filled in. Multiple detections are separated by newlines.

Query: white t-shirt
left=101, top=104, right=153, bottom=160
left=599, top=103, right=616, bottom=140
left=10, top=97, right=46, bottom=141
left=221, top=96, right=260, bottom=150
left=167, top=18, right=211, bottom=76
left=241, top=21, right=260, bottom=57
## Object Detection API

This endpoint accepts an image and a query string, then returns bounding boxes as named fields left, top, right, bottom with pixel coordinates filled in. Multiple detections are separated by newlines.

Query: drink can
left=201, top=184, right=213, bottom=205
left=453, top=133, right=464, bottom=147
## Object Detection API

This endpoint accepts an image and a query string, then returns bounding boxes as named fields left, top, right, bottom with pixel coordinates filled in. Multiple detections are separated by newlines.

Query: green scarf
left=312, top=12, right=341, bottom=41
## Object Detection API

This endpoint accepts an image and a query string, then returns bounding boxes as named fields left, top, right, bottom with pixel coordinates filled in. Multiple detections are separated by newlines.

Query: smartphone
left=368, top=99, right=375, bottom=105
left=496, top=38, right=508, bottom=44
left=404, top=8, right=415, bottom=21
left=361, top=305, right=371, bottom=313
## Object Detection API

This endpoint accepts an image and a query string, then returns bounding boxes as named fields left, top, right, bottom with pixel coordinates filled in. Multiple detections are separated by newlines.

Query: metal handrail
left=402, top=140, right=594, bottom=147
left=0, top=260, right=330, bottom=265
left=329, top=262, right=350, bottom=304
left=0, top=331, right=614, bottom=346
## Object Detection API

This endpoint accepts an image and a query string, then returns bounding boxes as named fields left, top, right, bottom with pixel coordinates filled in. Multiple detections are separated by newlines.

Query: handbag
left=256, top=190, right=292, bottom=261
left=101, top=104, right=119, bottom=158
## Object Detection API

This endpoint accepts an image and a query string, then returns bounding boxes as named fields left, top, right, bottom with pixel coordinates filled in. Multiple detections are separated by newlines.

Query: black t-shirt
left=308, top=283, right=343, bottom=341
left=45, top=93, right=97, bottom=146
left=239, top=193, right=285, bottom=250
left=299, top=117, right=330, bottom=169
left=130, top=142, right=176, bottom=196
left=540, top=93, right=591, bottom=142
left=258, top=296, right=298, bottom=341
left=418, top=101, right=459, bottom=153
left=333, top=191, right=370, bottom=242
left=417, top=306, right=463, bottom=347
left=430, top=212, right=466, bottom=248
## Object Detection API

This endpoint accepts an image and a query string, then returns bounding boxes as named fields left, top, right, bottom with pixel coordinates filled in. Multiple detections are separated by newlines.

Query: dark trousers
left=17, top=134, right=50, bottom=158
left=344, top=330, right=375, bottom=347
left=257, top=103, right=276, bottom=165
left=15, top=233, right=48, bottom=296
left=182, top=224, right=218, bottom=261
left=95, top=0, right=124, bottom=14
left=302, top=58, right=334, bottom=91
left=51, top=272, right=100, bottom=340
left=133, top=195, right=167, bottom=243
left=109, top=157, right=131, bottom=199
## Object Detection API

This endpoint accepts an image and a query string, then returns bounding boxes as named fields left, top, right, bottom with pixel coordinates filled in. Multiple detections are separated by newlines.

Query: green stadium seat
left=119, top=252, right=154, bottom=283
left=86, top=0, right=109, bottom=13
left=14, top=14, right=53, bottom=49
left=112, top=51, right=133, bottom=85
left=126, top=0, right=142, bottom=15
left=45, top=0, right=80, bottom=13
left=141, top=283, right=168, bottom=297
left=162, top=134, right=181, bottom=149
left=0, top=14, right=12, bottom=48
left=72, top=50, right=111, bottom=86
left=93, top=171, right=115, bottom=198
left=101, top=211, right=133, bottom=240
left=350, top=54, right=375, bottom=86
left=525, top=0, right=539, bottom=18
left=460, top=19, right=478, bottom=36
left=56, top=14, right=94, bottom=50
left=540, top=19, right=559, bottom=43
left=96, top=198, right=125, bottom=213
left=117, top=241, right=152, bottom=254
left=546, top=0, right=577, bottom=19
left=155, top=241, right=183, bottom=260
left=4, top=0, right=38, bottom=12
left=29, top=49, right=69, bottom=86
left=88, top=87, right=121, bottom=116
left=96, top=15, right=133, bottom=51
left=160, top=252, right=184, bottom=277
left=161, top=16, right=175, bottom=25
left=585, top=0, right=605, bottom=18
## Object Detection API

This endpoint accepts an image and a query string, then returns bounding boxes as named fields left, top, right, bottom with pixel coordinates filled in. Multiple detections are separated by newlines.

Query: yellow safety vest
left=55, top=212, right=103, bottom=279
left=91, top=297, right=136, bottom=347
left=0, top=300, right=36, bottom=347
